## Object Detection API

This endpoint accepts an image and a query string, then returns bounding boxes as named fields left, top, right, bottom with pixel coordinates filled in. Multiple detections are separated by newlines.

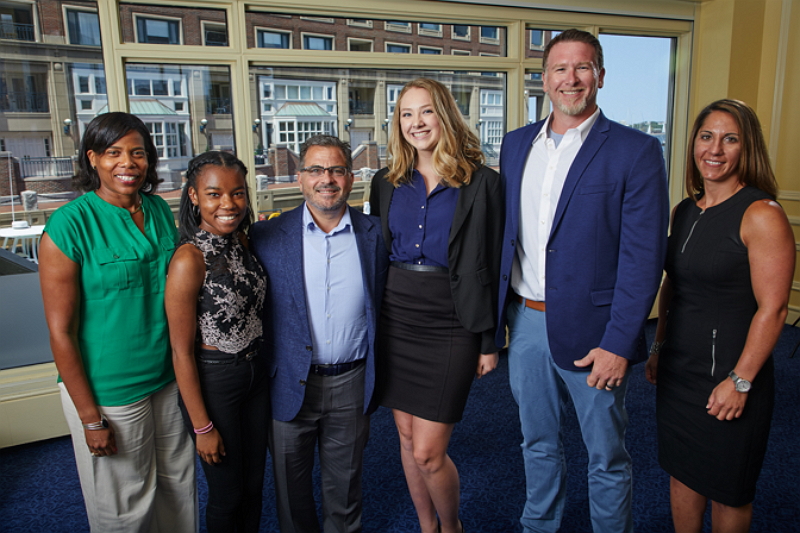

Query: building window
left=303, top=34, right=333, bottom=51
left=452, top=25, right=470, bottom=41
left=174, top=102, right=184, bottom=111
left=347, top=19, right=372, bottom=28
left=132, top=79, right=151, bottom=95
left=300, top=17, right=334, bottom=23
left=135, top=16, right=181, bottom=44
left=95, top=76, right=106, bottom=94
left=419, top=46, right=442, bottom=55
left=349, top=38, right=373, bottom=52
left=173, top=80, right=182, bottom=96
left=385, top=21, right=411, bottom=33
left=480, top=26, right=499, bottom=44
left=203, top=22, right=227, bottom=47
left=386, top=43, right=410, bottom=54
left=419, top=23, right=442, bottom=38
left=483, top=120, right=503, bottom=145
left=78, top=76, right=90, bottom=93
left=530, top=29, right=544, bottom=49
left=65, top=9, right=100, bottom=46
left=452, top=50, right=470, bottom=56
left=80, top=99, right=92, bottom=110
left=257, top=29, right=291, bottom=49
left=0, top=3, right=34, bottom=41
left=146, top=121, right=184, bottom=159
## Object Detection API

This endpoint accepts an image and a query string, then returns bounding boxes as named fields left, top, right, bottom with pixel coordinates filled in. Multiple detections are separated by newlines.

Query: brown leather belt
left=516, top=295, right=546, bottom=312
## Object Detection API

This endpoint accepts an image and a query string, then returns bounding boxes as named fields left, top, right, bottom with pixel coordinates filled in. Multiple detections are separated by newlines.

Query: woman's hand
left=84, top=424, right=117, bottom=457
left=196, top=428, right=226, bottom=465
left=645, top=354, right=658, bottom=385
left=706, top=378, right=747, bottom=421
left=476, top=352, right=499, bottom=378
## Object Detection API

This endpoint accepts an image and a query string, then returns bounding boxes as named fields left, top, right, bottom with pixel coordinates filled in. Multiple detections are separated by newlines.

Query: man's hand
left=574, top=347, right=629, bottom=390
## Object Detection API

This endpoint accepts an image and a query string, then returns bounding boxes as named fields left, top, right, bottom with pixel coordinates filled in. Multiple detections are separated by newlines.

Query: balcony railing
left=0, top=92, right=49, bottom=113
left=206, top=98, right=232, bottom=115
left=350, top=100, right=374, bottom=115
left=0, top=22, right=34, bottom=42
left=20, top=157, right=74, bottom=179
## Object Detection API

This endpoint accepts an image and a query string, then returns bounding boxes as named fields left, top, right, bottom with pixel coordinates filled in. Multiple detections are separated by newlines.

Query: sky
left=596, top=34, right=673, bottom=126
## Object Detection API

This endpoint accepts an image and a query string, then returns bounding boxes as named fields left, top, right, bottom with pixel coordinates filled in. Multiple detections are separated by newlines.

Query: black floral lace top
left=184, top=229, right=267, bottom=354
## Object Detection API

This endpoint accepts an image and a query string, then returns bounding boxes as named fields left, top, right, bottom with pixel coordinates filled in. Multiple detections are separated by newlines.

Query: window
left=133, top=79, right=151, bottom=95
left=530, top=29, right=544, bottom=49
left=385, top=21, right=411, bottom=33
left=66, top=9, right=100, bottom=46
left=95, top=76, right=106, bottom=94
left=347, top=19, right=372, bottom=28
left=420, top=47, right=442, bottom=55
left=300, top=17, right=334, bottom=23
left=349, top=38, right=373, bottom=52
left=419, top=23, right=442, bottom=38
left=452, top=50, right=470, bottom=56
left=480, top=26, right=499, bottom=43
left=452, top=25, right=471, bottom=40
left=257, top=29, right=291, bottom=49
left=0, top=3, right=34, bottom=41
left=135, top=16, right=180, bottom=44
left=386, top=43, right=410, bottom=54
left=483, top=120, right=503, bottom=145
left=174, top=102, right=184, bottom=111
left=173, top=80, right=182, bottom=96
left=303, top=34, right=333, bottom=51
left=203, top=22, right=227, bottom=47
left=80, top=100, right=92, bottom=110
left=78, top=76, right=90, bottom=93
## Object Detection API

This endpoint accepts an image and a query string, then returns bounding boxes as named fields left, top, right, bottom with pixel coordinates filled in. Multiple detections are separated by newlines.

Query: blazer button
left=510, top=239, right=515, bottom=246
left=299, top=380, right=306, bottom=386
left=503, top=274, right=508, bottom=281
left=305, top=345, right=313, bottom=351
left=451, top=274, right=459, bottom=281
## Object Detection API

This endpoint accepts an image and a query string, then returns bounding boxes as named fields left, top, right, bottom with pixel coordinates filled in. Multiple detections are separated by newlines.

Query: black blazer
left=369, top=165, right=503, bottom=353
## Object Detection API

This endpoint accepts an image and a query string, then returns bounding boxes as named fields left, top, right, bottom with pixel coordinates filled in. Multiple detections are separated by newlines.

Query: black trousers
left=180, top=347, right=270, bottom=533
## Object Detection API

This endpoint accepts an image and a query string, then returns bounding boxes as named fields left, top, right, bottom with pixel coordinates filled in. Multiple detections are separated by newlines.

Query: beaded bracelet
left=194, top=421, right=214, bottom=435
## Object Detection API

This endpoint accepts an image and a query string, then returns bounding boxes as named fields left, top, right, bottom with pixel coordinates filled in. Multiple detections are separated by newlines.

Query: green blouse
left=45, top=191, right=178, bottom=406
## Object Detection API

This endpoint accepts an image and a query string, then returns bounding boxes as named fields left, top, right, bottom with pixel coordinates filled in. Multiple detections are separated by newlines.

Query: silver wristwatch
left=728, top=370, right=751, bottom=393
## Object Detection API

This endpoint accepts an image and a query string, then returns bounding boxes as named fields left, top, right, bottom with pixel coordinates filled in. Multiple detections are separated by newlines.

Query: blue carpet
left=2, top=322, right=799, bottom=532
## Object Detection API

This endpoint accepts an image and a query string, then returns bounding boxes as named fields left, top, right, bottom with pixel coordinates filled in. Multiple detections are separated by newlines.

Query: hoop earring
left=192, top=204, right=199, bottom=220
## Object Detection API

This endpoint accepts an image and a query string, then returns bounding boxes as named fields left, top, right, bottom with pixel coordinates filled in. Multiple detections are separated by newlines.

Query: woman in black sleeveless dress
left=646, top=100, right=794, bottom=532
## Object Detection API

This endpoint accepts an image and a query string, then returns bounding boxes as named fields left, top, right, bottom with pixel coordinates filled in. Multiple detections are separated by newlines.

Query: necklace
left=129, top=196, right=143, bottom=215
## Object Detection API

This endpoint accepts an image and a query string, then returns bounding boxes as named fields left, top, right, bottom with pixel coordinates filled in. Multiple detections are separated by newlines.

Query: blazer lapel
left=449, top=171, right=480, bottom=245
left=351, top=207, right=377, bottom=304
left=550, top=113, right=610, bottom=237
left=280, top=207, right=310, bottom=320
left=505, top=123, right=543, bottom=233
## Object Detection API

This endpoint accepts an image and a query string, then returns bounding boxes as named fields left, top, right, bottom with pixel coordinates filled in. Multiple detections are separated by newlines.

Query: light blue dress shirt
left=302, top=205, right=368, bottom=365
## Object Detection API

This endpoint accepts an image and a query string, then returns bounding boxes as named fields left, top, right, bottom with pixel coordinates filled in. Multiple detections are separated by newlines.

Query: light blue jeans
left=507, top=301, right=634, bottom=533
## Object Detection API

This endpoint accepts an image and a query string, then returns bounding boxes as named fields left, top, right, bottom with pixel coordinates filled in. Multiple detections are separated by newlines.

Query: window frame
left=133, top=13, right=182, bottom=45
left=256, top=27, right=292, bottom=49
left=301, top=32, right=334, bottom=51
left=201, top=20, right=228, bottom=47
left=63, top=6, right=101, bottom=46
left=418, top=23, right=443, bottom=38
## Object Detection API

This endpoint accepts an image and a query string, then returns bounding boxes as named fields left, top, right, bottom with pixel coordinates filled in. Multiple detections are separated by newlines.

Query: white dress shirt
left=511, top=108, right=601, bottom=301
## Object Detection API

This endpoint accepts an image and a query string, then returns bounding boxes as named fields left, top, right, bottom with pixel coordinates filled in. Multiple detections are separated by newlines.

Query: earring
left=192, top=204, right=199, bottom=219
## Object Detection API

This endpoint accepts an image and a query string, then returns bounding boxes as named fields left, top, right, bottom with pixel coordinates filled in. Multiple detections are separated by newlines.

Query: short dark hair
left=178, top=151, right=251, bottom=240
left=299, top=135, right=352, bottom=171
left=686, top=99, right=777, bottom=199
left=74, top=112, right=161, bottom=194
left=542, top=28, right=604, bottom=72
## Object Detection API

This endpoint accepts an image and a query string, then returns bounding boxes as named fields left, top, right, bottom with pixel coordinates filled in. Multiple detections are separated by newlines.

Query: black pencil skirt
left=377, top=264, right=481, bottom=423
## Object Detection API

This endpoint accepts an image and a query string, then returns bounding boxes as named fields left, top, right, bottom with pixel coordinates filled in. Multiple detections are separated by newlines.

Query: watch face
left=735, top=380, right=751, bottom=392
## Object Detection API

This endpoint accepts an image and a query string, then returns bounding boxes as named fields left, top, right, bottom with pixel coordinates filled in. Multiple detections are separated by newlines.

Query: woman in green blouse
left=39, top=112, right=196, bottom=533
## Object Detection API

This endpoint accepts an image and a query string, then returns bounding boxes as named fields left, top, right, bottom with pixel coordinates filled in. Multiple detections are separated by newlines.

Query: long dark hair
left=686, top=99, right=777, bottom=199
left=178, top=151, right=251, bottom=240
left=74, top=112, right=161, bottom=193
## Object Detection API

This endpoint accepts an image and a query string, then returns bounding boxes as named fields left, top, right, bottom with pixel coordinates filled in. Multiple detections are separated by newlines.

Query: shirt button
left=418, top=225, right=423, bottom=229
left=415, top=244, right=420, bottom=248
left=421, top=205, right=425, bottom=209
left=326, top=340, right=331, bottom=344
left=326, top=313, right=331, bottom=318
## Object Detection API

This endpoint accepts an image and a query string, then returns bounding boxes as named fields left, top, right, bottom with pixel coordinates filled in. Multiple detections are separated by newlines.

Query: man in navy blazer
left=251, top=135, right=388, bottom=533
left=496, top=30, right=669, bottom=532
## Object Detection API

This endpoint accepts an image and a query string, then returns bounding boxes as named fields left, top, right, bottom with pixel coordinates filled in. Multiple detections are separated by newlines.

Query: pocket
left=590, top=288, right=614, bottom=306
left=96, top=247, right=143, bottom=291
left=577, top=183, right=616, bottom=195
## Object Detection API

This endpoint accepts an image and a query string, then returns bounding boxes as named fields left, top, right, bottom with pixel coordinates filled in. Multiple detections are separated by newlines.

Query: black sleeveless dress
left=657, top=186, right=775, bottom=507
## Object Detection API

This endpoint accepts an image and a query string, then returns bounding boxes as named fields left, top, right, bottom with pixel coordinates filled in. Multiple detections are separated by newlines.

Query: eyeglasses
left=299, top=166, right=349, bottom=178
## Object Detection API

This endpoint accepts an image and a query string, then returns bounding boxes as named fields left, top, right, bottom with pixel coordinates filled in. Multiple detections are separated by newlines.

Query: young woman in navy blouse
left=369, top=78, right=503, bottom=533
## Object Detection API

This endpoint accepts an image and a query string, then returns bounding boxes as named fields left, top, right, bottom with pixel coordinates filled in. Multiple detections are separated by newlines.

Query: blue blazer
left=250, top=204, right=389, bottom=422
left=496, top=111, right=669, bottom=369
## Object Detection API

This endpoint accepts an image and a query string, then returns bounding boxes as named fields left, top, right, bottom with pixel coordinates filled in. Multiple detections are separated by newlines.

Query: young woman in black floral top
left=165, top=151, right=268, bottom=533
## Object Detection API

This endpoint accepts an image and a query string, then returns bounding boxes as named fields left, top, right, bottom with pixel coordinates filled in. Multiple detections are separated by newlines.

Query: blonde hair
left=386, top=78, right=484, bottom=187
left=686, top=99, right=777, bottom=199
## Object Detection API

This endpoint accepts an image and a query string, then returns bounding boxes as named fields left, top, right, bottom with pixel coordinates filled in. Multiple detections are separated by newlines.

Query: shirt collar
left=302, top=203, right=352, bottom=235
left=533, top=107, right=602, bottom=145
